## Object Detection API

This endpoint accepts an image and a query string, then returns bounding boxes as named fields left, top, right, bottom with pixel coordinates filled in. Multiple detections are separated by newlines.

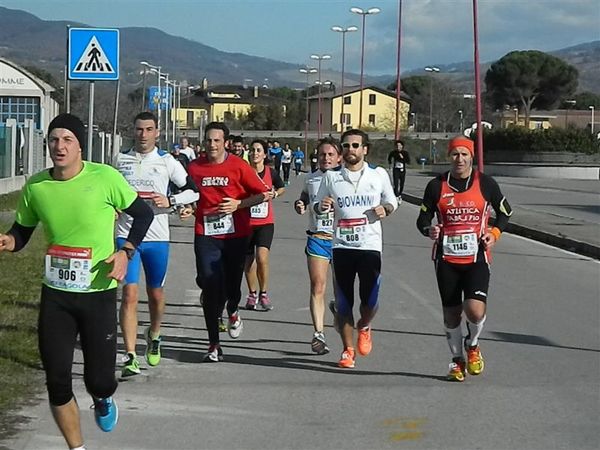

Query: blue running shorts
left=116, top=238, right=169, bottom=288
left=305, top=235, right=332, bottom=261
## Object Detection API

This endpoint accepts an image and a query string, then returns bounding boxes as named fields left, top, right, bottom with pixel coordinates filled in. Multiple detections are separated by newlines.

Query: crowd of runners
left=0, top=111, right=512, bottom=449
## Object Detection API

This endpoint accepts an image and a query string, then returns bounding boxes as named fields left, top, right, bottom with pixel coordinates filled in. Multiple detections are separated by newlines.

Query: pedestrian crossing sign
left=68, top=28, right=119, bottom=80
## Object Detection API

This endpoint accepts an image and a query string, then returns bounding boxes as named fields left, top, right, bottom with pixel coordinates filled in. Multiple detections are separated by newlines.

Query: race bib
left=316, top=211, right=334, bottom=233
left=45, top=245, right=92, bottom=290
left=295, top=159, right=303, bottom=164
left=394, top=161, right=405, bottom=170
left=204, top=213, right=235, bottom=236
left=336, top=217, right=367, bottom=245
left=442, top=232, right=479, bottom=257
left=250, top=202, right=269, bottom=219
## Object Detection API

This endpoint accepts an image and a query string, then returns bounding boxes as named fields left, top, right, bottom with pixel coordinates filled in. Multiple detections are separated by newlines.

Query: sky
left=1, top=0, right=599, bottom=75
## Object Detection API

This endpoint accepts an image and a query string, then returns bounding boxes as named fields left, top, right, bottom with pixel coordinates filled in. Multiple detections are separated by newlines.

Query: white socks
left=466, top=315, right=487, bottom=347
left=445, top=325, right=463, bottom=358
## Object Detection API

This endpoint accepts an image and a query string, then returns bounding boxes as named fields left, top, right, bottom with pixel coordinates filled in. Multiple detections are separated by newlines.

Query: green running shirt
left=16, top=162, right=137, bottom=292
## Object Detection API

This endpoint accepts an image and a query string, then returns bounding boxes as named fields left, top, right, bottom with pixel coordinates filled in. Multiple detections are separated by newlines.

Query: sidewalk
left=402, top=169, right=600, bottom=259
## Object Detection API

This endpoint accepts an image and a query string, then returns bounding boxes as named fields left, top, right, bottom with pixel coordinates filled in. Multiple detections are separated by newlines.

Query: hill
left=0, top=6, right=597, bottom=96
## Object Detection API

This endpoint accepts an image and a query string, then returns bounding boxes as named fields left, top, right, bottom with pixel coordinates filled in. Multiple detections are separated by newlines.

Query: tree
left=485, top=50, right=578, bottom=127
left=570, top=92, right=600, bottom=109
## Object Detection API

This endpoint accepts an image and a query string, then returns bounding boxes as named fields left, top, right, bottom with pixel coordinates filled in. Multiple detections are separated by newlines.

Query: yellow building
left=308, top=86, right=411, bottom=132
left=175, top=85, right=257, bottom=130
left=500, top=110, right=555, bottom=130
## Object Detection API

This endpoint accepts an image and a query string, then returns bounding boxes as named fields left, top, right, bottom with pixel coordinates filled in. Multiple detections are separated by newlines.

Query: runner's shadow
left=224, top=354, right=446, bottom=381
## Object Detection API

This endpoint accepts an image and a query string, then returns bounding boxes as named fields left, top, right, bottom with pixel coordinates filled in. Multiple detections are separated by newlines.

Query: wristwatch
left=121, top=246, right=136, bottom=260
left=169, top=196, right=177, bottom=207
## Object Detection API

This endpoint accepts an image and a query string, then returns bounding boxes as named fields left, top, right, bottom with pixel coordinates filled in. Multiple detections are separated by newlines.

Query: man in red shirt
left=185, top=122, right=269, bottom=362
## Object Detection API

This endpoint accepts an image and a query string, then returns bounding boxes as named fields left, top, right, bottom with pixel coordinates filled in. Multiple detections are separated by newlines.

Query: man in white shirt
left=179, top=136, right=196, bottom=162
left=114, top=112, right=199, bottom=377
left=315, top=129, right=397, bottom=369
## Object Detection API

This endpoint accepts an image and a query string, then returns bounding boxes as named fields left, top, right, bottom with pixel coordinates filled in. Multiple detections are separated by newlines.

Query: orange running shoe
left=357, top=326, right=372, bottom=356
left=338, top=347, right=355, bottom=368
left=447, top=357, right=466, bottom=382
left=466, top=345, right=485, bottom=375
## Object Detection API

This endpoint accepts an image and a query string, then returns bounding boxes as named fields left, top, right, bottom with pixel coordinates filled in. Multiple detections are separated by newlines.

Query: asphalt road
left=4, top=172, right=600, bottom=450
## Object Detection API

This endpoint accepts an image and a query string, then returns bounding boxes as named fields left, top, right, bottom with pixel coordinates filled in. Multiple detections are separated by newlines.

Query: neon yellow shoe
left=145, top=327, right=162, bottom=367
left=466, top=345, right=485, bottom=375
left=447, top=357, right=466, bottom=382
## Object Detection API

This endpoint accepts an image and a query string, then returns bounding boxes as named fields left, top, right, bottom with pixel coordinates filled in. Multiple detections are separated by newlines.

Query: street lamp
left=425, top=66, right=440, bottom=163
left=458, top=110, right=464, bottom=132
left=299, top=66, right=317, bottom=155
left=565, top=99, right=576, bottom=128
left=590, top=106, right=595, bottom=135
left=141, top=61, right=162, bottom=123
left=310, top=54, right=332, bottom=138
left=350, top=6, right=381, bottom=128
left=331, top=25, right=358, bottom=132
left=513, top=107, right=519, bottom=126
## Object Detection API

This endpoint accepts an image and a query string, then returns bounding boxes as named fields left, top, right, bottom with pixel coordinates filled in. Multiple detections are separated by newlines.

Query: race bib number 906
left=45, top=245, right=92, bottom=290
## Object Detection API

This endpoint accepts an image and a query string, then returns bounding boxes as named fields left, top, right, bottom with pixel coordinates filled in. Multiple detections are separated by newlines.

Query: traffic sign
left=68, top=28, right=119, bottom=80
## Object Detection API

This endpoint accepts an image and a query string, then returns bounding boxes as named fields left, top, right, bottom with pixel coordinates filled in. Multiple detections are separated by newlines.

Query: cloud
left=355, top=0, right=599, bottom=74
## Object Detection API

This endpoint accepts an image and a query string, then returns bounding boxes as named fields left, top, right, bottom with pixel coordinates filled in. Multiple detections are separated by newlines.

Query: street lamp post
left=141, top=61, right=162, bottom=126
left=310, top=54, right=332, bottom=139
left=299, top=67, right=318, bottom=155
left=425, top=66, right=440, bottom=163
left=590, top=106, right=595, bottom=136
left=458, top=109, right=464, bottom=132
left=331, top=25, right=358, bottom=133
left=565, top=99, right=576, bottom=129
left=351, top=6, right=380, bottom=128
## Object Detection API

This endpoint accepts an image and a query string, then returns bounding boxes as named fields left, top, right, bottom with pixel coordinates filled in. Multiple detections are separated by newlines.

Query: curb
left=401, top=193, right=600, bottom=261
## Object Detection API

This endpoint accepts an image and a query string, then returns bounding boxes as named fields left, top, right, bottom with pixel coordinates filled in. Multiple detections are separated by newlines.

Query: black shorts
left=247, top=223, right=275, bottom=253
left=434, top=259, right=490, bottom=307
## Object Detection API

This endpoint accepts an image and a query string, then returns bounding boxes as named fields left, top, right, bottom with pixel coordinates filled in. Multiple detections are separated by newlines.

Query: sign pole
left=112, top=79, right=120, bottom=157
left=87, top=81, right=94, bottom=161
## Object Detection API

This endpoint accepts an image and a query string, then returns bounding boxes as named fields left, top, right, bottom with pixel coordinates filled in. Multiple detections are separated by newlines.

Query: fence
left=0, top=119, right=122, bottom=195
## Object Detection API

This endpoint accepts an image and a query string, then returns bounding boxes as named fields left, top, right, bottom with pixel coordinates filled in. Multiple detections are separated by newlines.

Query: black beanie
left=48, top=113, right=86, bottom=150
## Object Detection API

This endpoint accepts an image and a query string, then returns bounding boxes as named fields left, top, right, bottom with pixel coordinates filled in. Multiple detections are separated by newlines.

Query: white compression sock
left=466, top=315, right=487, bottom=347
left=445, top=325, right=464, bottom=358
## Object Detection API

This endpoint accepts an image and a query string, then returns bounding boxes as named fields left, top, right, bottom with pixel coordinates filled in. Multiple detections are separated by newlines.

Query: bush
left=479, top=127, right=600, bottom=154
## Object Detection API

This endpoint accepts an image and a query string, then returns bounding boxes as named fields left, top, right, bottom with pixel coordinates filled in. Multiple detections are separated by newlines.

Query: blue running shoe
left=93, top=397, right=119, bottom=432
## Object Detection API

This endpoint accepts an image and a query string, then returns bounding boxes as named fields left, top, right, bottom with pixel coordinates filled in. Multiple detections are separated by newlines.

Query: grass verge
left=0, top=213, right=46, bottom=440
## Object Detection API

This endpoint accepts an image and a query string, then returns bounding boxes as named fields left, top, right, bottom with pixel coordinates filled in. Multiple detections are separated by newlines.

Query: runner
left=184, top=122, right=270, bottom=362
left=179, top=136, right=196, bottom=162
left=294, top=136, right=342, bottom=354
left=292, top=145, right=305, bottom=176
left=0, top=113, right=153, bottom=449
left=417, top=136, right=512, bottom=381
left=244, top=139, right=285, bottom=311
left=387, top=139, right=410, bottom=199
left=314, top=129, right=398, bottom=368
left=230, top=135, right=249, bottom=162
left=114, top=111, right=199, bottom=378
left=281, top=143, right=293, bottom=185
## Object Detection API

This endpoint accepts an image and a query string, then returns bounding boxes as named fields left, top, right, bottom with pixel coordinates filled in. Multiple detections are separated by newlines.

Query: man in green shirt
left=0, top=113, right=153, bottom=450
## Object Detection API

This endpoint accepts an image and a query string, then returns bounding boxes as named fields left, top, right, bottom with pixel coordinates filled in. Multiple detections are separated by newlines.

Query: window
left=369, top=94, right=376, bottom=105
left=341, top=113, right=351, bottom=125
left=0, top=96, right=41, bottom=128
left=343, top=96, right=351, bottom=105
left=368, top=114, right=376, bottom=125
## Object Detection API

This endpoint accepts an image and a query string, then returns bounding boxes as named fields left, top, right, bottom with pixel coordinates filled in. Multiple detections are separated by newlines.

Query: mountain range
left=0, top=6, right=598, bottom=95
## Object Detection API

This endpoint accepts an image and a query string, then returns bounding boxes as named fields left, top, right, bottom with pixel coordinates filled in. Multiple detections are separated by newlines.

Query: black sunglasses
left=342, top=142, right=362, bottom=149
